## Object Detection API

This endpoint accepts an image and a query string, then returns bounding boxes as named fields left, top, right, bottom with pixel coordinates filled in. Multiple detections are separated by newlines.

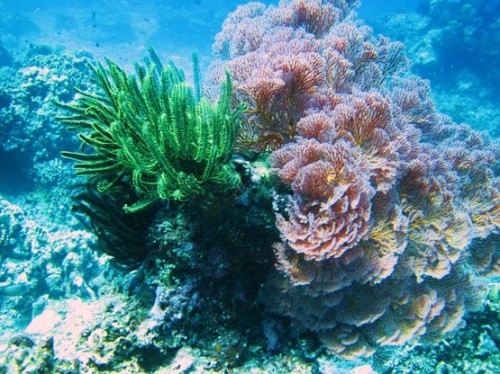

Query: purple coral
left=272, top=139, right=373, bottom=261
left=209, top=0, right=500, bottom=358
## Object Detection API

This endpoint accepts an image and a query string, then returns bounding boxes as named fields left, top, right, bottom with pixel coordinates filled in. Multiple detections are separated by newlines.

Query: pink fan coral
left=209, top=0, right=500, bottom=358
left=272, top=139, right=374, bottom=261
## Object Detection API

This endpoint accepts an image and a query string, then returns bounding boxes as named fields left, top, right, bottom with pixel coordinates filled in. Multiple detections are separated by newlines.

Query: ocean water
left=0, top=1, right=422, bottom=68
left=0, top=1, right=498, bottom=373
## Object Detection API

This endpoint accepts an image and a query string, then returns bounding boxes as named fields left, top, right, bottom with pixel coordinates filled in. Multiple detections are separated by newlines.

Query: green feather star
left=58, top=48, right=243, bottom=213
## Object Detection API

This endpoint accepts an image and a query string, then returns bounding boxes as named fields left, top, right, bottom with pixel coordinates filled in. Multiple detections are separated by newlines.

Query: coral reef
left=1, top=1, right=499, bottom=371
left=416, top=0, right=498, bottom=86
left=369, top=0, right=500, bottom=137
left=0, top=45, right=92, bottom=192
left=0, top=195, right=102, bottom=330
left=373, top=285, right=500, bottom=373
left=0, top=176, right=282, bottom=372
left=208, top=0, right=500, bottom=358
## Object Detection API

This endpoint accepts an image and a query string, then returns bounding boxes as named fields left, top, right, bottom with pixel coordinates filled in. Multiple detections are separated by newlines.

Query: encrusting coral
left=0, top=46, right=92, bottom=191
left=58, top=48, right=243, bottom=213
left=208, top=0, right=500, bottom=358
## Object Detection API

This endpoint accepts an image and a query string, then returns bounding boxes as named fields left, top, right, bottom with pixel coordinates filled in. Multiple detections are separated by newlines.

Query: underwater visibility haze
left=0, top=0, right=498, bottom=373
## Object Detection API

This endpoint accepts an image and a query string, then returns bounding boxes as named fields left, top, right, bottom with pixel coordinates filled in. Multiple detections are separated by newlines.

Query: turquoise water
left=0, top=1, right=422, bottom=66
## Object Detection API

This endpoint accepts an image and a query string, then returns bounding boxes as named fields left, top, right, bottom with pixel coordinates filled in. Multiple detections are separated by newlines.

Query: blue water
left=0, top=0, right=422, bottom=68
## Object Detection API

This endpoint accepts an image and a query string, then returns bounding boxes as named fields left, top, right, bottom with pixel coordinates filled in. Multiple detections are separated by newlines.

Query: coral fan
left=208, top=0, right=500, bottom=358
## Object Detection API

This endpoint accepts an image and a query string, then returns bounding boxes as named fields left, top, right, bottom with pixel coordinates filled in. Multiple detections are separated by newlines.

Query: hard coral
left=209, top=0, right=500, bottom=358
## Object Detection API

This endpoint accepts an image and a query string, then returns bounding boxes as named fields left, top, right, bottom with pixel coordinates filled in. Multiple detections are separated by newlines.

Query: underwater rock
left=0, top=198, right=26, bottom=258
left=25, top=309, right=61, bottom=335
left=0, top=45, right=92, bottom=192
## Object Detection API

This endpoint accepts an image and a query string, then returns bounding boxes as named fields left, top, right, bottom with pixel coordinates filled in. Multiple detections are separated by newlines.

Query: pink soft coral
left=209, top=0, right=499, bottom=358
left=272, top=139, right=373, bottom=260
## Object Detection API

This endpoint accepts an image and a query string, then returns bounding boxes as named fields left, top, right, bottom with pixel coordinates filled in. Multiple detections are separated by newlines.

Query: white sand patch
left=23, top=297, right=115, bottom=362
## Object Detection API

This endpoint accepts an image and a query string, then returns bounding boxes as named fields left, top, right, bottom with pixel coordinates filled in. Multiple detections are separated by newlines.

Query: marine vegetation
left=58, top=48, right=243, bottom=213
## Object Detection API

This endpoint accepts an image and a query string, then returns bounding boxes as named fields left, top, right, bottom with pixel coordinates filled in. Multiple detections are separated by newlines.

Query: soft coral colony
left=60, top=0, right=499, bottom=360
left=207, top=0, right=499, bottom=358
